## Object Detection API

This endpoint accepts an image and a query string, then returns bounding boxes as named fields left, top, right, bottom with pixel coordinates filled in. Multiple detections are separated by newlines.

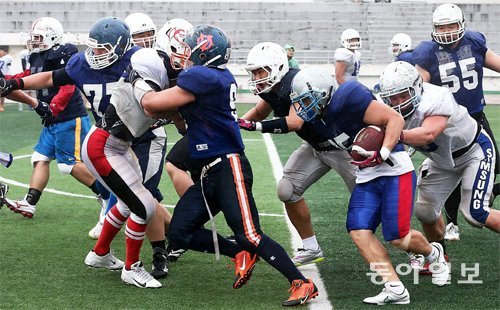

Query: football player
left=140, top=25, right=319, bottom=307
left=1, top=17, right=107, bottom=219
left=379, top=62, right=499, bottom=250
left=413, top=3, right=500, bottom=241
left=334, top=28, right=362, bottom=85
left=0, top=46, right=13, bottom=112
left=125, top=12, right=157, bottom=48
left=238, top=41, right=357, bottom=266
left=291, top=67, right=449, bottom=305
left=388, top=33, right=414, bottom=65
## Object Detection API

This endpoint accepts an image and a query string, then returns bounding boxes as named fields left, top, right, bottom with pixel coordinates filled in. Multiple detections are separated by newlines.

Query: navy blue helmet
left=85, top=17, right=131, bottom=69
left=183, top=25, right=231, bottom=69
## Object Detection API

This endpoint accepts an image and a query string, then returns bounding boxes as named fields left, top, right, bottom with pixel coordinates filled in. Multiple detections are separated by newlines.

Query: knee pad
left=390, top=231, right=412, bottom=251
left=31, top=151, right=51, bottom=166
left=414, top=203, right=440, bottom=224
left=57, top=163, right=74, bottom=175
left=277, top=178, right=302, bottom=203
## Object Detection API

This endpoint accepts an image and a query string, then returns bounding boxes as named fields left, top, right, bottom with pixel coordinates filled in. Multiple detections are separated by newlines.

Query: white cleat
left=407, top=252, right=425, bottom=271
left=4, top=198, right=35, bottom=218
left=444, top=223, right=460, bottom=241
left=121, top=261, right=162, bottom=288
left=363, top=288, right=410, bottom=305
left=84, top=250, right=124, bottom=270
left=292, top=248, right=325, bottom=266
left=88, top=220, right=103, bottom=239
left=429, top=242, right=450, bottom=286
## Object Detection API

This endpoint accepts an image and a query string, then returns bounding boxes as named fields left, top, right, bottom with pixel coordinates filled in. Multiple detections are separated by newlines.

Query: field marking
left=262, top=133, right=332, bottom=310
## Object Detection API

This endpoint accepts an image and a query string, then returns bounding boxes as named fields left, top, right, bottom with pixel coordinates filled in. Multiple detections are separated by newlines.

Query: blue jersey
left=413, top=31, right=488, bottom=115
left=259, top=69, right=342, bottom=151
left=311, top=80, right=374, bottom=150
left=65, top=46, right=141, bottom=121
left=177, top=66, right=244, bottom=159
left=395, top=51, right=414, bottom=66
left=29, top=44, right=86, bottom=123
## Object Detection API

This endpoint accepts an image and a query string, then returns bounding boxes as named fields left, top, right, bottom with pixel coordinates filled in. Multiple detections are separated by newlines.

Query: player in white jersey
left=0, top=46, right=13, bottom=112
left=379, top=62, right=499, bottom=239
left=334, top=28, right=361, bottom=86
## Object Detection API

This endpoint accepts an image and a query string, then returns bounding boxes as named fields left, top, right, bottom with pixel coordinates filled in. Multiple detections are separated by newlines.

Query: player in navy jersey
left=389, top=33, right=414, bottom=65
left=238, top=41, right=356, bottom=266
left=290, top=68, right=449, bottom=305
left=413, top=3, right=500, bottom=241
left=139, top=25, right=318, bottom=307
left=0, top=17, right=104, bottom=219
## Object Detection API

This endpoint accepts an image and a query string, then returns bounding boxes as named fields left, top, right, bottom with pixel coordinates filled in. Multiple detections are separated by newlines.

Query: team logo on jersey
left=197, top=34, right=213, bottom=52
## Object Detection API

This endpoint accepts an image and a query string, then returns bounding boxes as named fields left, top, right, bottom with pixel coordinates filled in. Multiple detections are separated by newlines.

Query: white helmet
left=26, top=17, right=63, bottom=53
left=388, top=33, right=412, bottom=57
left=245, top=42, right=289, bottom=95
left=155, top=18, right=193, bottom=70
left=124, top=13, right=157, bottom=48
left=290, top=68, right=335, bottom=122
left=341, top=28, right=361, bottom=50
left=379, top=61, right=423, bottom=119
left=432, top=3, right=465, bottom=45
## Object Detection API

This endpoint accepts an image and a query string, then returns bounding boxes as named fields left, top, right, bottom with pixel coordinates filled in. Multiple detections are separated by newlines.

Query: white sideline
left=262, top=133, right=333, bottom=310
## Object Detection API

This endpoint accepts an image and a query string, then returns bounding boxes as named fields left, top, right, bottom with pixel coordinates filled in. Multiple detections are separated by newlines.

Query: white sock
left=425, top=245, right=439, bottom=263
left=385, top=281, right=405, bottom=295
left=302, top=235, right=320, bottom=250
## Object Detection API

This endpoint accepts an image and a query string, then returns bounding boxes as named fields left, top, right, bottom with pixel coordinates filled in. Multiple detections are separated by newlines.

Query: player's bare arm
left=415, top=65, right=431, bottom=82
left=484, top=49, right=500, bottom=72
left=141, top=85, right=195, bottom=117
left=6, top=90, right=38, bottom=107
left=335, top=61, right=347, bottom=84
left=402, top=115, right=448, bottom=146
left=362, top=100, right=404, bottom=151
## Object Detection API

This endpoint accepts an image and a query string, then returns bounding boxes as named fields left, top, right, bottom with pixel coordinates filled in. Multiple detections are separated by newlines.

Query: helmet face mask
left=245, top=42, right=289, bottom=95
left=85, top=17, right=131, bottom=70
left=155, top=18, right=193, bottom=70
left=125, top=13, right=157, bottom=48
left=341, top=29, right=361, bottom=50
left=182, top=25, right=231, bottom=70
left=379, top=61, right=423, bottom=119
left=432, top=3, right=465, bottom=45
left=26, top=17, right=64, bottom=53
left=290, top=68, right=335, bottom=122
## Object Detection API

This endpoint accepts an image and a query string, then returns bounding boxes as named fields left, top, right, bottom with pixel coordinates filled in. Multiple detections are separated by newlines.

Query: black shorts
left=165, top=135, right=201, bottom=180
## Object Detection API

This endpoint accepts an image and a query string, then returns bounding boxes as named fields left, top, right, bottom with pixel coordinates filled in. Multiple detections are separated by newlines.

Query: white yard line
left=262, top=133, right=333, bottom=310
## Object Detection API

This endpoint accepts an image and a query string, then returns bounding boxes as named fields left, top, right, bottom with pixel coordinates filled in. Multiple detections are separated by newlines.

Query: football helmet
left=432, top=3, right=465, bottom=45
left=26, top=17, right=64, bottom=53
left=379, top=61, right=423, bottom=119
left=183, top=25, right=231, bottom=69
left=290, top=68, right=335, bottom=122
left=245, top=42, right=289, bottom=95
left=155, top=18, right=193, bottom=70
left=124, top=13, right=157, bottom=48
left=85, top=17, right=131, bottom=70
left=341, top=28, right=361, bottom=50
left=388, top=33, right=412, bottom=57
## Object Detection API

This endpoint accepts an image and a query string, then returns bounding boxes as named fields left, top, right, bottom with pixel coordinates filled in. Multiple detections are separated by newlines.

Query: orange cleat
left=232, top=251, right=259, bottom=289
left=282, top=279, right=318, bottom=307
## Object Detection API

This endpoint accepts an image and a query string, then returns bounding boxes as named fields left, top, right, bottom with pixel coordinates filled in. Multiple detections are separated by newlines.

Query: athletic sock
left=302, top=235, right=320, bottom=250
left=88, top=181, right=101, bottom=196
left=151, top=239, right=166, bottom=250
left=425, top=245, right=439, bottom=263
left=385, top=281, right=405, bottom=295
left=25, top=188, right=42, bottom=205
left=125, top=217, right=147, bottom=270
left=94, top=205, right=126, bottom=256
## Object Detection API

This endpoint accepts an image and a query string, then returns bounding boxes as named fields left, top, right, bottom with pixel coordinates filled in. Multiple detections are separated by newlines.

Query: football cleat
left=282, top=279, right=318, bottom=307
left=84, top=250, right=124, bottom=270
left=166, top=247, right=187, bottom=263
left=121, top=261, right=162, bottom=288
left=363, top=288, right=410, bottom=305
left=232, top=251, right=259, bottom=289
left=151, top=247, right=170, bottom=279
left=407, top=252, right=425, bottom=270
left=444, top=223, right=460, bottom=241
left=4, top=198, right=35, bottom=218
left=88, top=220, right=103, bottom=240
left=420, top=253, right=449, bottom=276
left=292, top=248, right=325, bottom=266
left=429, top=242, right=450, bottom=286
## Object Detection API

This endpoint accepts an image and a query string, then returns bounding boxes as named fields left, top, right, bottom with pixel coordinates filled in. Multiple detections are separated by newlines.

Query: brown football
left=350, top=125, right=385, bottom=161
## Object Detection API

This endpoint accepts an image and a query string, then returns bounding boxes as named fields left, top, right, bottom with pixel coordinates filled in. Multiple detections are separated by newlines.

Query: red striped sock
left=93, top=205, right=126, bottom=256
left=125, top=218, right=147, bottom=270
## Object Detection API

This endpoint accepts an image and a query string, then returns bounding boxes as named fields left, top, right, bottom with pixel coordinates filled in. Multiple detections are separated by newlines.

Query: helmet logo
left=197, top=34, right=213, bottom=52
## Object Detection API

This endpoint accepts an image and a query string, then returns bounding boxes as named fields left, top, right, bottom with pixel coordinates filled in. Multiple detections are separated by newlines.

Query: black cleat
left=151, top=247, right=170, bottom=279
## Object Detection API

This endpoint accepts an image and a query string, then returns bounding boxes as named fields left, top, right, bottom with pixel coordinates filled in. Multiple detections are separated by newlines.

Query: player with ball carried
left=289, top=68, right=450, bottom=305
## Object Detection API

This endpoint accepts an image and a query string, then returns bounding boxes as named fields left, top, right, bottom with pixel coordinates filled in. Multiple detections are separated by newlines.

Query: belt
left=452, top=122, right=482, bottom=159
left=202, top=153, right=240, bottom=172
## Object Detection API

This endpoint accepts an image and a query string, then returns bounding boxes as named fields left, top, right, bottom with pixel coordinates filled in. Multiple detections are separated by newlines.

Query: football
left=350, top=125, right=385, bottom=161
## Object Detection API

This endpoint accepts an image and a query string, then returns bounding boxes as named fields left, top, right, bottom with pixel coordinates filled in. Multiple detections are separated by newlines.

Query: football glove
left=238, top=119, right=257, bottom=131
left=0, top=78, right=23, bottom=97
left=34, top=100, right=54, bottom=126
left=351, top=147, right=393, bottom=169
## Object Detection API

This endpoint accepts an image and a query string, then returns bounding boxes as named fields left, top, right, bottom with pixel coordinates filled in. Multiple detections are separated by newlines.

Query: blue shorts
left=346, top=171, right=416, bottom=241
left=34, top=116, right=91, bottom=165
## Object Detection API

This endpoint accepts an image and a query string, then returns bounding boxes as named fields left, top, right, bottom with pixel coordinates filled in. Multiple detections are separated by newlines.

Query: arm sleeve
left=52, top=68, right=74, bottom=87
left=49, top=84, right=76, bottom=117
left=5, top=69, right=31, bottom=79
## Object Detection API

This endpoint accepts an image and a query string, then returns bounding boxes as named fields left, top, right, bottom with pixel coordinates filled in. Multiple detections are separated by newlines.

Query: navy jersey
left=177, top=66, right=244, bottom=159
left=65, top=46, right=141, bottom=121
left=29, top=44, right=86, bottom=123
left=259, top=69, right=341, bottom=151
left=413, top=31, right=488, bottom=115
left=395, top=51, right=414, bottom=66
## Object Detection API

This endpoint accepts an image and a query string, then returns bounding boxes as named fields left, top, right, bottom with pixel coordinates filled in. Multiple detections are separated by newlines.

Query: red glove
left=238, top=118, right=257, bottom=131
left=351, top=147, right=391, bottom=169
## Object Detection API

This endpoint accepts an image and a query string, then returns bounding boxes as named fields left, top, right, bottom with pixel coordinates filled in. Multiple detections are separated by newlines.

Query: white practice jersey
left=405, top=83, right=478, bottom=168
left=110, top=48, right=169, bottom=138
left=334, top=47, right=361, bottom=82
left=0, top=54, right=13, bottom=75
